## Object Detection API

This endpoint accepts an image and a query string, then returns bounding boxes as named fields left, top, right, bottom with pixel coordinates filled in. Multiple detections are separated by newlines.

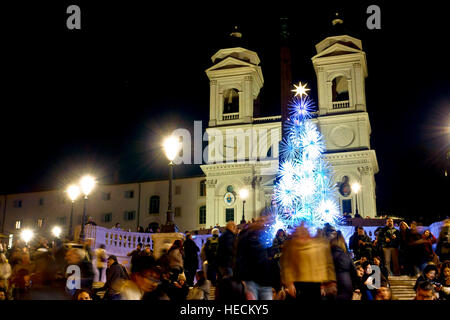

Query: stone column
left=205, top=179, right=217, bottom=227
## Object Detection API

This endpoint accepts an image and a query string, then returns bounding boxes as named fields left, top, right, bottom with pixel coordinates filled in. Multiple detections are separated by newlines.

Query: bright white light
left=163, top=136, right=182, bottom=161
left=67, top=184, right=80, bottom=201
left=52, top=226, right=62, bottom=238
left=296, top=177, right=316, bottom=197
left=239, top=188, right=249, bottom=200
left=20, top=229, right=34, bottom=244
left=317, top=199, right=339, bottom=224
left=351, top=182, right=361, bottom=194
left=80, top=175, right=96, bottom=196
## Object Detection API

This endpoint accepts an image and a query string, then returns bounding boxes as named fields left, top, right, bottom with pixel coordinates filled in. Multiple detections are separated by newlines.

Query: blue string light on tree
left=272, top=82, right=342, bottom=235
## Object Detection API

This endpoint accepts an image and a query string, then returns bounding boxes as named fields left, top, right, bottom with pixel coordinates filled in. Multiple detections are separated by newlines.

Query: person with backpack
left=204, top=228, right=220, bottom=286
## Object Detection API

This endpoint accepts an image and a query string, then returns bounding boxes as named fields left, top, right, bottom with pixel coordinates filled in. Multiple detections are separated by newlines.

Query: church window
left=225, top=208, right=234, bottom=222
left=223, top=88, right=239, bottom=114
left=342, top=199, right=352, bottom=215
left=199, top=206, right=206, bottom=224
left=199, top=180, right=206, bottom=197
left=332, top=76, right=349, bottom=102
left=149, top=196, right=160, bottom=214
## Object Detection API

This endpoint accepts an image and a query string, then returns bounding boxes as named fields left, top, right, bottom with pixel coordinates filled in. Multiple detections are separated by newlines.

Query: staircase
left=389, top=275, right=417, bottom=300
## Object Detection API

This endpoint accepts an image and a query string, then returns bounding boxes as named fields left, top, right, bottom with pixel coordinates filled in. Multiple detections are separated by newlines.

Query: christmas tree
left=271, top=82, right=341, bottom=234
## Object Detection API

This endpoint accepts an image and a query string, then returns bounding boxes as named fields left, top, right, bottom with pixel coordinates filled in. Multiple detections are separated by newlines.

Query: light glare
left=163, top=136, right=182, bottom=161
left=67, top=184, right=80, bottom=201
left=80, top=175, right=96, bottom=196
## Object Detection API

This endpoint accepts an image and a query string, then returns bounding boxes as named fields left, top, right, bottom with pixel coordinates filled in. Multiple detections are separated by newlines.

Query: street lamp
left=79, top=175, right=96, bottom=242
left=20, top=229, right=34, bottom=247
left=351, top=182, right=361, bottom=217
left=163, top=136, right=182, bottom=230
left=239, top=188, right=249, bottom=224
left=52, top=226, right=62, bottom=238
left=67, top=184, right=80, bottom=240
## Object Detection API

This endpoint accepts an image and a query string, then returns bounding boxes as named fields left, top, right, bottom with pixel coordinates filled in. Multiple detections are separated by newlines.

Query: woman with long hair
left=330, top=231, right=355, bottom=300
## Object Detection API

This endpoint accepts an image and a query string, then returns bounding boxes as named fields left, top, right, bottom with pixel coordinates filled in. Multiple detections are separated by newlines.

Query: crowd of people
left=0, top=217, right=449, bottom=301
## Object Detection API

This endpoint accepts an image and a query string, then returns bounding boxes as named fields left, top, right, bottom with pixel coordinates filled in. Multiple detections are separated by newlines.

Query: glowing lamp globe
left=52, top=226, right=62, bottom=238
left=67, top=184, right=80, bottom=202
left=163, top=136, right=182, bottom=161
left=239, top=188, right=249, bottom=200
left=20, top=229, right=34, bottom=244
left=80, top=175, right=96, bottom=196
left=351, top=182, right=361, bottom=194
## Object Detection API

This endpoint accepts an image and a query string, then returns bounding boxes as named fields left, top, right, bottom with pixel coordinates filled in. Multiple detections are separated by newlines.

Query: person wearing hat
left=93, top=255, right=128, bottom=300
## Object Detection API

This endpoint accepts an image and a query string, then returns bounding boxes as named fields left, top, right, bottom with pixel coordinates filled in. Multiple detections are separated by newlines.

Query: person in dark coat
left=330, top=231, right=356, bottom=300
left=183, top=233, right=200, bottom=287
left=127, top=243, right=143, bottom=269
left=217, top=221, right=237, bottom=280
left=379, top=218, right=401, bottom=276
left=406, top=221, right=428, bottom=276
left=93, top=255, right=127, bottom=300
left=350, top=227, right=373, bottom=261
left=234, top=218, right=273, bottom=300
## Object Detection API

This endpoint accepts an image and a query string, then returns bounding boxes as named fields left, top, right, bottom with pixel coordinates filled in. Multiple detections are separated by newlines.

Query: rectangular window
left=175, top=186, right=181, bottom=195
left=124, top=190, right=134, bottom=199
left=342, top=199, right=352, bottom=214
left=15, top=220, right=21, bottom=230
left=57, top=217, right=67, bottom=225
left=199, top=180, right=206, bottom=197
left=199, top=206, right=206, bottom=225
left=225, top=208, right=234, bottom=222
left=175, top=207, right=181, bottom=217
left=124, top=211, right=136, bottom=221
left=37, top=218, right=44, bottom=228
left=103, top=213, right=112, bottom=223
left=39, top=198, right=44, bottom=206
left=13, top=200, right=22, bottom=208
left=102, top=192, right=111, bottom=200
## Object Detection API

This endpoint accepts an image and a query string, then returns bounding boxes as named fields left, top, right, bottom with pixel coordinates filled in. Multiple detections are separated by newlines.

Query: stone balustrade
left=332, top=100, right=350, bottom=109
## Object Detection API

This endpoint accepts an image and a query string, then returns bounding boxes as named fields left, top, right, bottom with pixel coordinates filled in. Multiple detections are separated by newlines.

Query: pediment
left=315, top=35, right=362, bottom=53
left=312, top=43, right=362, bottom=60
left=206, top=56, right=256, bottom=73
left=211, top=47, right=260, bottom=65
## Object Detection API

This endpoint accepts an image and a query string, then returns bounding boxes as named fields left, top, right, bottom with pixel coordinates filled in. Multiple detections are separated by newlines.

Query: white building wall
left=0, top=177, right=206, bottom=237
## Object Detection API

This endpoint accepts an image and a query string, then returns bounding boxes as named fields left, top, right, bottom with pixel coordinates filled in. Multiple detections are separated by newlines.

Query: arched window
left=332, top=76, right=349, bottom=102
left=199, top=206, right=206, bottom=225
left=199, top=179, right=206, bottom=197
left=149, top=195, right=160, bottom=214
left=223, top=88, right=239, bottom=114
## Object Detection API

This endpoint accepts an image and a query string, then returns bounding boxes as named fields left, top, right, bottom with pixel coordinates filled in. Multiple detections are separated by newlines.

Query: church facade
left=0, top=31, right=379, bottom=239
left=201, top=33, right=379, bottom=227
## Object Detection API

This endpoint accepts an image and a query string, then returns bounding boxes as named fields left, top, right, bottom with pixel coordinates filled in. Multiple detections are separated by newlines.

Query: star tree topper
left=291, top=82, right=310, bottom=98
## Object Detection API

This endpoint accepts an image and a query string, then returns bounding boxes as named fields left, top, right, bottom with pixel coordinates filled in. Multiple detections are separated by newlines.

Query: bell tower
left=206, top=33, right=264, bottom=127
left=311, top=15, right=379, bottom=218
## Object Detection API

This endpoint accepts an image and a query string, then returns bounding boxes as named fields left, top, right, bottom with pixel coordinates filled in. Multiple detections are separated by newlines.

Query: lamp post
left=351, top=182, right=361, bottom=217
left=239, top=188, right=249, bottom=225
left=79, top=175, right=96, bottom=242
left=162, top=136, right=181, bottom=232
left=67, top=184, right=80, bottom=240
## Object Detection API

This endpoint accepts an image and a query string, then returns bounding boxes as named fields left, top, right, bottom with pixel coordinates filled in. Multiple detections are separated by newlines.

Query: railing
left=84, top=225, right=213, bottom=258
left=252, top=115, right=282, bottom=123
left=332, top=100, right=350, bottom=109
left=222, top=112, right=239, bottom=120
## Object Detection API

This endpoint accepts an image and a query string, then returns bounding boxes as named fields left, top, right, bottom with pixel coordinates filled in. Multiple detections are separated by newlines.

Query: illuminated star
left=291, top=82, right=310, bottom=97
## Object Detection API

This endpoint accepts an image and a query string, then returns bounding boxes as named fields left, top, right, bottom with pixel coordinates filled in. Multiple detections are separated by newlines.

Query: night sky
left=2, top=1, right=449, bottom=223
